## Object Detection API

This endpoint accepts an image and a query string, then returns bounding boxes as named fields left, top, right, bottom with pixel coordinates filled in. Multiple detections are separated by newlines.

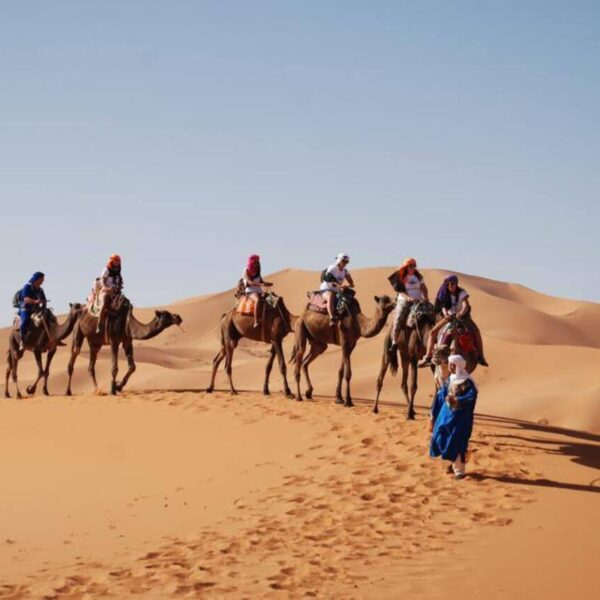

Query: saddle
left=235, top=292, right=281, bottom=316
left=406, top=301, right=435, bottom=329
left=85, top=279, right=126, bottom=317
left=306, top=289, right=356, bottom=318
left=13, top=309, right=56, bottom=342
left=437, top=319, right=476, bottom=353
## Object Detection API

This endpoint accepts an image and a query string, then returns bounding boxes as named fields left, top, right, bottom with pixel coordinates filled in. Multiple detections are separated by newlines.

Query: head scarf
left=436, top=274, right=460, bottom=307
left=398, top=257, right=421, bottom=282
left=29, top=271, right=45, bottom=284
left=448, top=354, right=477, bottom=390
left=247, top=254, right=261, bottom=278
left=107, top=255, right=121, bottom=268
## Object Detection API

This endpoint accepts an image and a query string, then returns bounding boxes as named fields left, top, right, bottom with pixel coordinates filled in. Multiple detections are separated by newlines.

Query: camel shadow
left=467, top=472, right=600, bottom=494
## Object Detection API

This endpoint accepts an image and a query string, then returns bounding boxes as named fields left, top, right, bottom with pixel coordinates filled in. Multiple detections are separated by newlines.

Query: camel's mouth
left=173, top=314, right=183, bottom=326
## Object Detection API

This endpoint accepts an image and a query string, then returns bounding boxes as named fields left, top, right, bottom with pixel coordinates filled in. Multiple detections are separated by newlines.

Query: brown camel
left=5, top=303, right=84, bottom=399
left=65, top=298, right=182, bottom=396
left=372, top=301, right=436, bottom=418
left=206, top=294, right=297, bottom=396
left=292, top=294, right=395, bottom=406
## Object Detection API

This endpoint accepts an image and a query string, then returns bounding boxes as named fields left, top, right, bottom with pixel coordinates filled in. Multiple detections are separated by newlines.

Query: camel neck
left=127, top=312, right=165, bottom=340
left=357, top=308, right=388, bottom=338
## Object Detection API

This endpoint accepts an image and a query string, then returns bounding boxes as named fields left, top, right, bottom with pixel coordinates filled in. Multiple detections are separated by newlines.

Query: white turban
left=449, top=354, right=476, bottom=390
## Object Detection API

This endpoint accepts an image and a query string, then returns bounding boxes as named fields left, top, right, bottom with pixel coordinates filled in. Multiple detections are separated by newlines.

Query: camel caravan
left=6, top=254, right=487, bottom=419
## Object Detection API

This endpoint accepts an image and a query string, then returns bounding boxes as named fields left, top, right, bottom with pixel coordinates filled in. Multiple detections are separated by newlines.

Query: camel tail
left=387, top=336, right=399, bottom=376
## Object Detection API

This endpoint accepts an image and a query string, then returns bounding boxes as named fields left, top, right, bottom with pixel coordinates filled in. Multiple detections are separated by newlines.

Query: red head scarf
left=247, top=254, right=260, bottom=277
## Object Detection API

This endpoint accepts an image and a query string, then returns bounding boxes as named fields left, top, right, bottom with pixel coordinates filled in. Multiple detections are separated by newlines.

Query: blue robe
left=430, top=379, right=477, bottom=462
left=430, top=379, right=449, bottom=424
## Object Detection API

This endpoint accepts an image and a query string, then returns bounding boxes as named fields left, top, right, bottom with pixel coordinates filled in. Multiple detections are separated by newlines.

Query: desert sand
left=0, top=268, right=598, bottom=599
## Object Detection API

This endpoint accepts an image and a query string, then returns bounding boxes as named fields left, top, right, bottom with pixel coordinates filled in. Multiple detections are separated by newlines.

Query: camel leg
left=407, top=358, right=418, bottom=420
left=263, top=345, right=277, bottom=396
left=66, top=326, right=84, bottom=396
left=110, top=340, right=120, bottom=395
left=275, top=340, right=292, bottom=398
left=293, top=325, right=308, bottom=402
left=343, top=345, right=355, bottom=408
left=42, top=348, right=56, bottom=396
left=302, top=341, right=326, bottom=401
left=224, top=339, right=238, bottom=395
left=400, top=357, right=410, bottom=413
left=335, top=354, right=345, bottom=405
left=116, top=339, right=136, bottom=392
left=5, top=350, right=14, bottom=398
left=373, top=347, right=390, bottom=414
left=87, top=342, right=102, bottom=394
left=26, top=350, right=45, bottom=396
left=206, top=346, right=226, bottom=393
left=11, top=350, right=23, bottom=400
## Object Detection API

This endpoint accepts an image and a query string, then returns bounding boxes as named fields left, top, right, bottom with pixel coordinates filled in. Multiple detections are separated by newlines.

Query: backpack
left=12, top=290, right=22, bottom=309
left=320, top=269, right=328, bottom=283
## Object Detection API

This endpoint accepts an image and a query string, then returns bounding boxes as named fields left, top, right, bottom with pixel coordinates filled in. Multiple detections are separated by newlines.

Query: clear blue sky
left=1, top=1, right=598, bottom=321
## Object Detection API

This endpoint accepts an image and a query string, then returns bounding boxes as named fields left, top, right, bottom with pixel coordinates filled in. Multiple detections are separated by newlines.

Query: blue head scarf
left=29, top=272, right=45, bottom=284
left=436, top=274, right=459, bottom=307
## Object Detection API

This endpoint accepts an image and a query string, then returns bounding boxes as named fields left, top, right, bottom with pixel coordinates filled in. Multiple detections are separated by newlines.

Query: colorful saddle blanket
left=307, top=292, right=328, bottom=314
left=437, top=320, right=476, bottom=353
left=236, top=295, right=256, bottom=316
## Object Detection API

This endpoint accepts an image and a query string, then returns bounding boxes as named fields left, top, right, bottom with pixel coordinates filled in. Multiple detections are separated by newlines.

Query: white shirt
left=320, top=263, right=349, bottom=292
left=448, top=290, right=469, bottom=315
left=403, top=274, right=423, bottom=300
left=243, top=270, right=263, bottom=294
left=101, top=267, right=120, bottom=290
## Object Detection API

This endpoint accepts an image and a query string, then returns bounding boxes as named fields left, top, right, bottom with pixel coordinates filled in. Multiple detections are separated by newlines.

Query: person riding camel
left=97, top=255, right=124, bottom=334
left=320, top=253, right=355, bottom=326
left=418, top=274, right=488, bottom=368
left=242, top=255, right=273, bottom=328
left=18, top=271, right=47, bottom=352
left=389, top=258, right=429, bottom=352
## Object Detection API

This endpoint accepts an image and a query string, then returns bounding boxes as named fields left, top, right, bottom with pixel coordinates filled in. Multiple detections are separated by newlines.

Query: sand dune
left=0, top=268, right=598, bottom=598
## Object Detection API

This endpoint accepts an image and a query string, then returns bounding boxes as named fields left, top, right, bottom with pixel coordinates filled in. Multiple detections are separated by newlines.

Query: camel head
left=432, top=344, right=450, bottom=366
left=154, top=310, right=183, bottom=329
left=69, top=302, right=84, bottom=316
left=373, top=295, right=396, bottom=317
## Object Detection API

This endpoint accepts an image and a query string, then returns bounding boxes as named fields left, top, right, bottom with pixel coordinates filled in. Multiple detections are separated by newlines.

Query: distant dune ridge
left=2, top=267, right=598, bottom=432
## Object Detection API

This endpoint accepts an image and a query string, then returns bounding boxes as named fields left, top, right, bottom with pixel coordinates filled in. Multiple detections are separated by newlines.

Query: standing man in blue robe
left=430, top=354, right=478, bottom=479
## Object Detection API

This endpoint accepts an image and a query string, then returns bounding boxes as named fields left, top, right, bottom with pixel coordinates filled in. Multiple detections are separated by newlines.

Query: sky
left=1, top=1, right=599, bottom=321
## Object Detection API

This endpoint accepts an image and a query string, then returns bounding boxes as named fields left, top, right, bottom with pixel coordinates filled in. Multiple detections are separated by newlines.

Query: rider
left=19, top=271, right=47, bottom=351
left=320, top=253, right=355, bottom=325
left=418, top=274, right=488, bottom=367
left=389, top=257, right=429, bottom=351
left=242, top=254, right=272, bottom=328
left=97, top=255, right=124, bottom=333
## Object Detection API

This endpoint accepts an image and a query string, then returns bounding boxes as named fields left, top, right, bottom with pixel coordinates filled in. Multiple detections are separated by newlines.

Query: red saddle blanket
left=307, top=292, right=328, bottom=314
left=236, top=296, right=256, bottom=316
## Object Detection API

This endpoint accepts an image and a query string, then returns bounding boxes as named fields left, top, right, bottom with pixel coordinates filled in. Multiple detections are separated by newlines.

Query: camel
left=5, top=303, right=83, bottom=399
left=292, top=294, right=395, bottom=406
left=65, top=298, right=182, bottom=396
left=206, top=294, right=297, bottom=396
left=372, top=301, right=436, bottom=419
left=430, top=325, right=478, bottom=387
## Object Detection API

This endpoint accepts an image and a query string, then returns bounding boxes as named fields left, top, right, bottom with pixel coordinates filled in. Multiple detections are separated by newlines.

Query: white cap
left=336, top=253, right=350, bottom=263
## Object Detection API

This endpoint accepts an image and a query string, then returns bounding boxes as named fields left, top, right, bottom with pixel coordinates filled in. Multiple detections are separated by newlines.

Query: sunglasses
left=408, top=263, right=416, bottom=268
